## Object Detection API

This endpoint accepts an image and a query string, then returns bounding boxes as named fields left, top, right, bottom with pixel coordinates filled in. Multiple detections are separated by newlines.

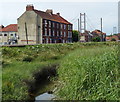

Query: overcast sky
left=0, top=0, right=119, bottom=35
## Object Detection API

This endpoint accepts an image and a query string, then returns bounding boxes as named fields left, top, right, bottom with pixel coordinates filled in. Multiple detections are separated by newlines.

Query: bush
left=22, top=56, right=34, bottom=62
left=111, top=38, right=116, bottom=41
left=92, top=36, right=101, bottom=42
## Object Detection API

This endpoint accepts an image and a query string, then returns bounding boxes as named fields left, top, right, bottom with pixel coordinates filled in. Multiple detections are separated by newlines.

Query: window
left=50, top=38, right=52, bottom=43
left=46, top=38, right=49, bottom=43
left=49, top=21, right=51, bottom=27
left=63, top=39, right=65, bottom=43
left=11, top=34, right=13, bottom=36
left=61, top=24, right=63, bottom=29
left=49, top=29, right=51, bottom=36
left=64, top=24, right=66, bottom=29
left=0, top=34, right=2, bottom=36
left=44, top=20, right=47, bottom=27
left=55, top=39, right=56, bottom=43
left=53, top=22, right=55, bottom=28
left=53, top=30, right=55, bottom=36
left=57, top=23, right=59, bottom=28
left=15, top=33, right=17, bottom=37
left=57, top=31, right=59, bottom=36
left=61, top=31, right=62, bottom=36
left=4, top=34, right=7, bottom=36
left=68, top=31, right=72, bottom=38
left=45, top=28, right=47, bottom=36
left=64, top=32, right=66, bottom=37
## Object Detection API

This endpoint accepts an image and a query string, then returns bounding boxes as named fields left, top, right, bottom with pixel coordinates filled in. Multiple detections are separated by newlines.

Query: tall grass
left=57, top=45, right=119, bottom=100
left=1, top=42, right=119, bottom=100
left=2, top=43, right=83, bottom=100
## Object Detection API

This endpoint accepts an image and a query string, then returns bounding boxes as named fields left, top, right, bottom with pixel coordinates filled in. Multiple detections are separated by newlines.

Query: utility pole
left=78, top=19, right=80, bottom=41
left=101, top=18, right=103, bottom=41
left=25, top=22, right=28, bottom=44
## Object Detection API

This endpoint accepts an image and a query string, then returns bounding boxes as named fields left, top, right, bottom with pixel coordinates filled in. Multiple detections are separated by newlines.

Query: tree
left=72, top=30, right=79, bottom=42
left=111, top=38, right=116, bottom=41
left=92, top=36, right=101, bottom=42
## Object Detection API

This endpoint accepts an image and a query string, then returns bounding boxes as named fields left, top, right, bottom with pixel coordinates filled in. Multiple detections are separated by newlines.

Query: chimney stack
left=0, top=25, right=4, bottom=30
left=46, top=9, right=53, bottom=14
left=57, top=13, right=60, bottom=16
left=26, top=4, right=34, bottom=11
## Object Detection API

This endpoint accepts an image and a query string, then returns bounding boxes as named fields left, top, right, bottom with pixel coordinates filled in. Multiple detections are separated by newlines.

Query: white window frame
left=45, top=20, right=47, bottom=27
left=49, top=21, right=51, bottom=27
left=57, top=23, right=59, bottom=28
left=45, top=28, right=47, bottom=36
left=61, top=24, right=63, bottom=29
left=53, top=22, right=55, bottom=28
left=61, top=31, right=62, bottom=36
left=64, top=32, right=66, bottom=37
left=53, top=30, right=55, bottom=36
left=64, top=24, right=66, bottom=29
left=57, top=31, right=59, bottom=36
left=46, top=38, right=49, bottom=43
left=49, top=29, right=51, bottom=36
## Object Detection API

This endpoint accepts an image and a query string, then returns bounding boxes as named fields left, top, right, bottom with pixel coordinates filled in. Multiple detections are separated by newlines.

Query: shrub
left=22, top=56, right=34, bottom=62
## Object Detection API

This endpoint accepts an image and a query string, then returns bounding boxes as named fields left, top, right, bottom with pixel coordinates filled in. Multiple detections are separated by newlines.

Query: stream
left=35, top=92, right=55, bottom=101
left=26, top=64, right=58, bottom=101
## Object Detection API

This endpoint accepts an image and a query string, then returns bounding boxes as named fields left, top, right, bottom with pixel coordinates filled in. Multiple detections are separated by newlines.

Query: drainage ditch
left=24, top=64, right=58, bottom=101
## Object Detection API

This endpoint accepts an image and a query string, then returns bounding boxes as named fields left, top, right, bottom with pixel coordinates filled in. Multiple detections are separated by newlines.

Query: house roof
left=106, top=35, right=119, bottom=41
left=34, top=9, right=72, bottom=25
left=0, top=24, right=17, bottom=32
left=91, top=30, right=106, bottom=35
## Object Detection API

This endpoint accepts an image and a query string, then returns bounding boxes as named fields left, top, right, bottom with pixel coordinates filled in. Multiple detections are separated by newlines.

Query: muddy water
left=27, top=64, right=58, bottom=101
left=35, top=92, right=55, bottom=101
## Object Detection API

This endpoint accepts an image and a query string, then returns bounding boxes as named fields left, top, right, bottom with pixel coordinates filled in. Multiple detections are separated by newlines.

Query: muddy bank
left=24, top=64, right=58, bottom=101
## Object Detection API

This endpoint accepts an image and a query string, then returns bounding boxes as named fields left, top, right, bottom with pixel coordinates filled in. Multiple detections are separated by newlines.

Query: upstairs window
left=57, top=23, right=59, bottom=28
left=64, top=24, right=66, bottom=29
left=49, top=21, right=51, bottom=27
left=44, top=20, right=47, bottom=27
left=4, top=34, right=7, bottom=36
left=53, top=22, right=55, bottom=28
left=61, top=24, right=63, bottom=29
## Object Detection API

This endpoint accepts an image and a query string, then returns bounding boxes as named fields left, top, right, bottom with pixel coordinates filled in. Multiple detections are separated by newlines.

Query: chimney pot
left=46, top=9, right=53, bottom=14
left=26, top=4, right=34, bottom=11
left=57, top=13, right=60, bottom=16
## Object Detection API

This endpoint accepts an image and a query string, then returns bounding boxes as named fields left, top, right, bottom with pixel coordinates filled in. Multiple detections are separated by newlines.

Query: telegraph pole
left=101, top=18, right=103, bottom=41
left=78, top=19, right=80, bottom=41
left=25, top=22, right=28, bottom=44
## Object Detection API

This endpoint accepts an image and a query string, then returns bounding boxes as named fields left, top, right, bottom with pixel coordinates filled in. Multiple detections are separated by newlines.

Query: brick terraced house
left=17, top=5, right=73, bottom=44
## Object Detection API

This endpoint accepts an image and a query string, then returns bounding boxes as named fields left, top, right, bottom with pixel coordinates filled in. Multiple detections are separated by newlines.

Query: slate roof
left=34, top=9, right=72, bottom=24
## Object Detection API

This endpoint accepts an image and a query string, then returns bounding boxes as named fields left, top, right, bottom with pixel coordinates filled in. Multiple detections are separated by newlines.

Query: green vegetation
left=57, top=43, right=119, bottom=100
left=1, top=42, right=120, bottom=100
left=72, top=30, right=79, bottom=42
left=111, top=38, right=116, bottom=41
left=92, top=36, right=101, bottom=42
left=2, top=43, right=82, bottom=100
